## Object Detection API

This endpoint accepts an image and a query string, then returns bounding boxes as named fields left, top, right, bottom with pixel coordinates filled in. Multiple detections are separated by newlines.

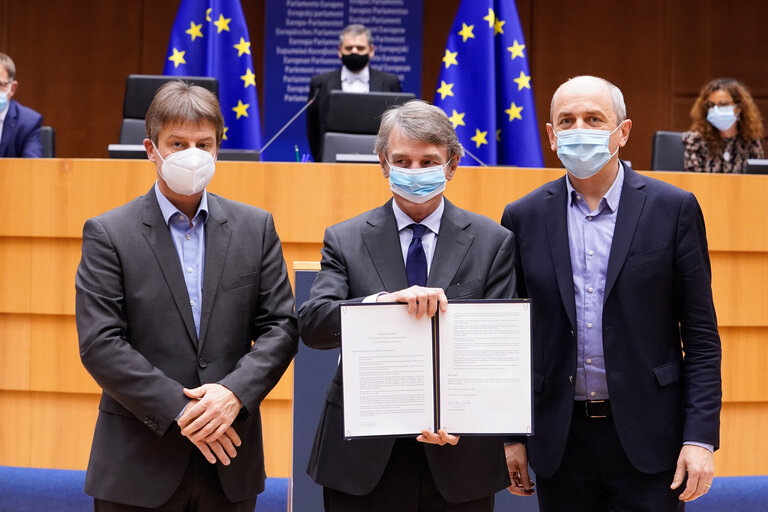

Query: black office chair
left=118, top=75, right=219, bottom=144
left=39, top=126, right=55, bottom=158
left=650, top=131, right=685, bottom=171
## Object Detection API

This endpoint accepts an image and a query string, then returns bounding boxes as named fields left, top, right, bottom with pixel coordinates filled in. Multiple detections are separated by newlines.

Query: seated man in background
left=0, top=52, right=42, bottom=158
left=306, top=24, right=401, bottom=161
left=299, top=100, right=523, bottom=511
left=75, top=81, right=298, bottom=511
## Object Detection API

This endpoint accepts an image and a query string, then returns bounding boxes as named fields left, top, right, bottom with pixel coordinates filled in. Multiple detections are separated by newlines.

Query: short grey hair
left=374, top=100, right=465, bottom=161
left=339, top=24, right=373, bottom=46
left=0, top=53, right=16, bottom=80
left=550, top=75, right=627, bottom=124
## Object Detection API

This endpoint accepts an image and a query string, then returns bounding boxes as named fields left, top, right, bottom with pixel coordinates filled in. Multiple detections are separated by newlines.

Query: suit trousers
left=93, top=451, right=258, bottom=512
left=323, top=438, right=494, bottom=512
left=536, top=407, right=684, bottom=512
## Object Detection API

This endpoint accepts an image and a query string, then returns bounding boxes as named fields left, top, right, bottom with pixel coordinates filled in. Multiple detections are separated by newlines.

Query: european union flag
left=163, top=0, right=262, bottom=150
left=434, top=0, right=543, bottom=166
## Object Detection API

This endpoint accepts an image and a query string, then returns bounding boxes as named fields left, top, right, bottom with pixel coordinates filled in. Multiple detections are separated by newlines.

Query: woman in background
left=683, top=78, right=764, bottom=173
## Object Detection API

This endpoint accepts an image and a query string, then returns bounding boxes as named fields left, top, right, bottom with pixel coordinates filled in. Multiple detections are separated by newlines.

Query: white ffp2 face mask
left=152, top=142, right=216, bottom=196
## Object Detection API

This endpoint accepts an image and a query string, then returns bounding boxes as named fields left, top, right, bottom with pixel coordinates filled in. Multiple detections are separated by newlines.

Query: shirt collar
left=392, top=197, right=444, bottom=235
left=565, top=161, right=625, bottom=212
left=153, top=181, right=209, bottom=226
left=341, top=64, right=369, bottom=84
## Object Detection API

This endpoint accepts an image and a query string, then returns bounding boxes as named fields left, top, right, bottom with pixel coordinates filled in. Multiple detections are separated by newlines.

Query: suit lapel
left=428, top=200, right=472, bottom=289
left=140, top=189, right=198, bottom=347
left=368, top=69, right=383, bottom=92
left=330, top=70, right=342, bottom=91
left=361, top=200, right=409, bottom=292
left=544, top=178, right=577, bottom=330
left=604, top=166, right=646, bottom=300
left=198, top=194, right=231, bottom=352
left=0, top=101, right=18, bottom=156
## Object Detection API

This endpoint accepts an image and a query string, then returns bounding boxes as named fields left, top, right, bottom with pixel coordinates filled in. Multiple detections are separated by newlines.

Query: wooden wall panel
left=716, top=402, right=768, bottom=476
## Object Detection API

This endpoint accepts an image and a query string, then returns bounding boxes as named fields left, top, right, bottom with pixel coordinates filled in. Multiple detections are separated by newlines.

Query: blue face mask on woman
left=387, top=160, right=449, bottom=204
left=553, top=124, right=621, bottom=179
left=707, top=105, right=738, bottom=132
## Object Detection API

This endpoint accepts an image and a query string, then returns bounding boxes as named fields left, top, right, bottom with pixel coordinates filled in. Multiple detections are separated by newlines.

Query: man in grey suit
left=298, top=100, right=520, bottom=511
left=75, top=81, right=298, bottom=511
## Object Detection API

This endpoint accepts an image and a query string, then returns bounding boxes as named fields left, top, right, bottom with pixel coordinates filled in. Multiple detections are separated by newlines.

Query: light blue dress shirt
left=566, top=165, right=624, bottom=401
left=154, top=183, right=208, bottom=337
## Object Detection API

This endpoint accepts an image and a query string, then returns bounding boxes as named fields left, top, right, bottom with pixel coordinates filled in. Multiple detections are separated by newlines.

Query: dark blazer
left=75, top=189, right=298, bottom=508
left=500, top=163, right=722, bottom=478
left=306, top=67, right=401, bottom=161
left=298, top=198, right=515, bottom=503
left=0, top=99, right=42, bottom=158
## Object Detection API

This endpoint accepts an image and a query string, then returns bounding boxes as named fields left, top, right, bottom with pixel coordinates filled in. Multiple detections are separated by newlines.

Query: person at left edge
left=298, top=100, right=526, bottom=511
left=306, top=23, right=401, bottom=162
left=75, top=81, right=298, bottom=511
left=0, top=52, right=42, bottom=158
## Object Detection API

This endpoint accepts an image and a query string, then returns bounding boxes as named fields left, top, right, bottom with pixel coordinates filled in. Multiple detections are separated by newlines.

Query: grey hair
left=374, top=100, right=465, bottom=161
left=339, top=24, right=373, bottom=46
left=550, top=75, right=627, bottom=124
left=0, top=52, right=16, bottom=80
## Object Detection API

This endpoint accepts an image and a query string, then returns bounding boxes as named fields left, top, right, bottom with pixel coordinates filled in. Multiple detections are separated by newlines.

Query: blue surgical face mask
left=707, top=105, right=738, bottom=132
left=0, top=91, right=8, bottom=112
left=553, top=125, right=621, bottom=179
left=387, top=160, right=449, bottom=204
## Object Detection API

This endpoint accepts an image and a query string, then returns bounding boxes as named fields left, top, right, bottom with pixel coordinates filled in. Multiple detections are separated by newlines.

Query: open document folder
left=340, top=300, right=532, bottom=439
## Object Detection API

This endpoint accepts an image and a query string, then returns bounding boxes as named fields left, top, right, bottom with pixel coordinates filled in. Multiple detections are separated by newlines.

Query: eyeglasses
left=0, top=79, right=11, bottom=88
left=705, top=100, right=738, bottom=109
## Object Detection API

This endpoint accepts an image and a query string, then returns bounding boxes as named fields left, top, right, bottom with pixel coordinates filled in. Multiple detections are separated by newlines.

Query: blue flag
left=434, top=0, right=543, bottom=167
left=163, top=0, right=262, bottom=150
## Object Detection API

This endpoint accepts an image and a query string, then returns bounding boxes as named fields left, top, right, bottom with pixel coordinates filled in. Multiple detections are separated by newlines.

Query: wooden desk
left=0, top=159, right=766, bottom=476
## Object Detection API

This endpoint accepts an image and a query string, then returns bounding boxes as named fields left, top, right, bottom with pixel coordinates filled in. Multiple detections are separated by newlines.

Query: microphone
left=258, top=88, right=319, bottom=155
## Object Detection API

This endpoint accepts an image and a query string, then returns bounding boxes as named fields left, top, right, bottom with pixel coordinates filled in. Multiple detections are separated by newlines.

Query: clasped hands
left=378, top=286, right=459, bottom=447
left=177, top=383, right=243, bottom=466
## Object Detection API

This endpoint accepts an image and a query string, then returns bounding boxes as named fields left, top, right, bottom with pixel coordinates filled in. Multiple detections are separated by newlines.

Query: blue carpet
left=0, top=466, right=289, bottom=512
left=687, top=475, right=768, bottom=512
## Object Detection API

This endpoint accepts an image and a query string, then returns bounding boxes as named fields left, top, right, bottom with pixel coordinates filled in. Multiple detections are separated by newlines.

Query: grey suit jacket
left=75, top=188, right=298, bottom=507
left=298, top=198, right=515, bottom=502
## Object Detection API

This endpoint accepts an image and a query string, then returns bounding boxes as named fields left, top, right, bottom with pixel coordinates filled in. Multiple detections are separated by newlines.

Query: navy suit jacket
left=306, top=67, right=401, bottom=161
left=501, top=163, right=721, bottom=478
left=0, top=100, right=42, bottom=158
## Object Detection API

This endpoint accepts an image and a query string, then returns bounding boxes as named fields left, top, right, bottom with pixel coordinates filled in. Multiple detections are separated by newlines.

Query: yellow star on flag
left=494, top=18, right=506, bottom=35
left=186, top=21, right=203, bottom=41
left=448, top=109, right=466, bottom=129
left=232, top=99, right=249, bottom=119
left=240, top=68, right=256, bottom=88
left=471, top=129, right=488, bottom=148
left=513, top=71, right=532, bottom=90
left=505, top=102, right=524, bottom=121
left=206, top=8, right=212, bottom=22
left=458, top=23, right=475, bottom=42
left=214, top=13, right=231, bottom=33
left=168, top=48, right=186, bottom=68
left=507, top=40, right=525, bottom=59
left=436, top=80, right=454, bottom=100
left=496, top=129, right=502, bottom=142
left=483, top=8, right=495, bottom=28
left=233, top=37, right=251, bottom=57
left=442, top=49, right=458, bottom=69
left=222, top=126, right=229, bottom=141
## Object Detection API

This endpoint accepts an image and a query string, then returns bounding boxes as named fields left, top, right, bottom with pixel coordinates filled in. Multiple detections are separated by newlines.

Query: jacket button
left=569, top=376, right=574, bottom=384
left=570, top=330, right=575, bottom=337
left=198, top=358, right=208, bottom=368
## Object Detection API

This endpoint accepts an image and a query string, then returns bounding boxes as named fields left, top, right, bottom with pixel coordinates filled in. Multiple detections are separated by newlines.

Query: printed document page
left=438, top=301, right=532, bottom=434
left=341, top=304, right=435, bottom=438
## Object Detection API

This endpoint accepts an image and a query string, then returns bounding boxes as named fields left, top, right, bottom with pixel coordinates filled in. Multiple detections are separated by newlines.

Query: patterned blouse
left=682, top=131, right=764, bottom=173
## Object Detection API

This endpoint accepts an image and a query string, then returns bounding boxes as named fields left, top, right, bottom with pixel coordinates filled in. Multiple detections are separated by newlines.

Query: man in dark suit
left=75, top=81, right=298, bottom=511
left=501, top=75, right=722, bottom=511
left=298, top=100, right=518, bottom=511
left=306, top=24, right=401, bottom=162
left=0, top=52, right=42, bottom=158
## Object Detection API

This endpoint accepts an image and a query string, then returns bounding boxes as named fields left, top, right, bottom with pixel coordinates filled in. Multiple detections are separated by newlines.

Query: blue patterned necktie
left=406, top=224, right=428, bottom=287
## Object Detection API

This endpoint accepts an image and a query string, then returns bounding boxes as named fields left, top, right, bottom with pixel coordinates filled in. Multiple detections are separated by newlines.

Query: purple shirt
left=566, top=164, right=624, bottom=401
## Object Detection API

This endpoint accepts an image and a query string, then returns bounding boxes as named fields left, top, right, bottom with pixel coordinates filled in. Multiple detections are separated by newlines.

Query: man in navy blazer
left=0, top=53, right=42, bottom=158
left=501, top=76, right=721, bottom=511
left=306, top=24, right=401, bottom=161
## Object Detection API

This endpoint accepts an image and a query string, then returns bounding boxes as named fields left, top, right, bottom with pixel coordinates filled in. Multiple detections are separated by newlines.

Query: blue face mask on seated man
left=0, top=91, right=8, bottom=112
left=554, top=124, right=622, bottom=179
left=387, top=161, right=449, bottom=204
left=707, top=105, right=738, bottom=132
